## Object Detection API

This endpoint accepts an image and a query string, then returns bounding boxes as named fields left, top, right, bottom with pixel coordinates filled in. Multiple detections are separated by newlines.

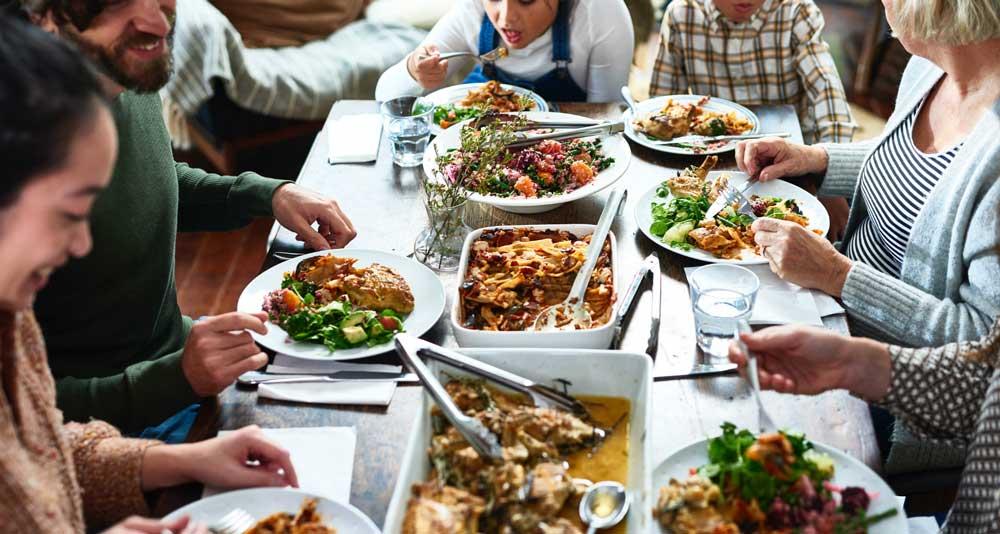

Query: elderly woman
left=0, top=18, right=297, bottom=534
left=729, top=320, right=1000, bottom=532
left=737, top=0, right=1000, bottom=348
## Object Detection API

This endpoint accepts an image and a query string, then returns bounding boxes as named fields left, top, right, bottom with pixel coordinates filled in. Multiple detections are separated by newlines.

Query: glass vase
left=413, top=193, right=472, bottom=272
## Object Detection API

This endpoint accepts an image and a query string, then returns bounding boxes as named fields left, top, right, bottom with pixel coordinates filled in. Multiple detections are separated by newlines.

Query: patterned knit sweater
left=0, top=311, right=159, bottom=533
left=879, top=318, right=1000, bottom=532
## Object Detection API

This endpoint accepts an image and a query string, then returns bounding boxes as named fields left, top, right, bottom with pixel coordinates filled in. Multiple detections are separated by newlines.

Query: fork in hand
left=735, top=319, right=777, bottom=434
left=208, top=508, right=256, bottom=534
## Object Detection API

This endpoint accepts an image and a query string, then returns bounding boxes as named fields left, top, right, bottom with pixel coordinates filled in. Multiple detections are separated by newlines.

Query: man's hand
left=182, top=312, right=269, bottom=397
left=272, top=184, right=357, bottom=250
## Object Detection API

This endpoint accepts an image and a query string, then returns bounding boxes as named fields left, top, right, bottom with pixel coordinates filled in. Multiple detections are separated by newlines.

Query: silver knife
left=237, top=370, right=418, bottom=386
left=652, top=131, right=790, bottom=146
left=704, top=178, right=758, bottom=221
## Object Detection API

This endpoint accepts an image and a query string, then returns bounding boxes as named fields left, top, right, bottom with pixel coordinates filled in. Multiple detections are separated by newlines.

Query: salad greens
left=649, top=182, right=709, bottom=250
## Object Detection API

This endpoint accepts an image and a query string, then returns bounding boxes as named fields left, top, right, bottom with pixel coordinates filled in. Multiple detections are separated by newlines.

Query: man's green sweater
left=34, top=92, right=288, bottom=432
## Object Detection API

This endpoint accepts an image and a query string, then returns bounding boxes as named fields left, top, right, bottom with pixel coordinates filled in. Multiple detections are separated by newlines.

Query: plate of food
left=382, top=347, right=653, bottom=534
left=451, top=224, right=619, bottom=348
left=653, top=423, right=905, bottom=533
left=237, top=249, right=446, bottom=361
left=424, top=111, right=631, bottom=214
left=163, top=488, right=379, bottom=533
left=624, top=94, right=759, bottom=155
left=636, top=156, right=829, bottom=264
left=423, top=80, right=547, bottom=135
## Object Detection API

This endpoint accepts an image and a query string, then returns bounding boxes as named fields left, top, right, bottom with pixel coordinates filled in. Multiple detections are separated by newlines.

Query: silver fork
left=705, top=178, right=759, bottom=221
left=419, top=45, right=507, bottom=63
left=735, top=319, right=776, bottom=434
left=208, top=508, right=256, bottom=534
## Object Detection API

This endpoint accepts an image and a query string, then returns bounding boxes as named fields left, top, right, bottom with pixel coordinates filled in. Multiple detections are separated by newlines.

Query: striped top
left=846, top=98, right=963, bottom=278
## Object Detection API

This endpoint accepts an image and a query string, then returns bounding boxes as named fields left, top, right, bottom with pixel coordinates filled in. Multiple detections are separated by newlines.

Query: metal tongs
left=505, top=121, right=624, bottom=149
left=394, top=334, right=590, bottom=460
left=611, top=252, right=661, bottom=358
left=471, top=112, right=600, bottom=131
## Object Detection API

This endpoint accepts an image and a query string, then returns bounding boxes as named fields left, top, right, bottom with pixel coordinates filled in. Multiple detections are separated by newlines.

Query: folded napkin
left=258, top=379, right=396, bottom=406
left=204, top=427, right=356, bottom=501
left=327, top=113, right=382, bottom=164
left=685, top=265, right=846, bottom=327
left=270, top=353, right=402, bottom=375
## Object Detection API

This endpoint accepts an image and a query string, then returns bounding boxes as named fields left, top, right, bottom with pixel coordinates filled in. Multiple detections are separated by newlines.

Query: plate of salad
left=653, top=423, right=905, bottom=534
left=423, top=81, right=548, bottom=136
left=635, top=158, right=829, bottom=264
left=236, top=249, right=446, bottom=361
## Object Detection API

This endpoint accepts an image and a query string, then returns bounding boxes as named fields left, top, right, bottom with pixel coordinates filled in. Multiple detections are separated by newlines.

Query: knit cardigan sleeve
left=64, top=421, right=161, bottom=528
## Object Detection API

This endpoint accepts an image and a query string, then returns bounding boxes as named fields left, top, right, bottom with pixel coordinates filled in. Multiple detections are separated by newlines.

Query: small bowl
left=450, top=224, right=619, bottom=349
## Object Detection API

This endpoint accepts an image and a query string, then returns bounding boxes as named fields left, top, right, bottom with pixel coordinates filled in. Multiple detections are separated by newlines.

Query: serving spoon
left=532, top=188, right=627, bottom=331
left=579, top=481, right=630, bottom=534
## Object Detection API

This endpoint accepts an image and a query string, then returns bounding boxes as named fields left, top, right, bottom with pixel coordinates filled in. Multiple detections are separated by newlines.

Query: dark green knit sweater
left=34, top=91, right=288, bottom=432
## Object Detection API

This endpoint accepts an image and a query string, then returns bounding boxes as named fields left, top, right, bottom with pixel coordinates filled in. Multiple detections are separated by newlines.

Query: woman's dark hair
left=0, top=15, right=107, bottom=207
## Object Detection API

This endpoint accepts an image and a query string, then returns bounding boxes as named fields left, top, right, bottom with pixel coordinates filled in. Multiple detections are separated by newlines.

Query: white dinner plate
left=236, top=249, right=446, bottom=361
left=623, top=94, right=760, bottom=155
left=164, top=487, right=379, bottom=533
left=425, top=82, right=548, bottom=136
left=423, top=111, right=632, bottom=214
left=653, top=437, right=908, bottom=534
left=635, top=170, right=830, bottom=265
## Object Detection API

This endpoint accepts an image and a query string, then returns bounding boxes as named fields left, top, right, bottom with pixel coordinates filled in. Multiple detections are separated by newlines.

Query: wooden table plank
left=161, top=100, right=879, bottom=526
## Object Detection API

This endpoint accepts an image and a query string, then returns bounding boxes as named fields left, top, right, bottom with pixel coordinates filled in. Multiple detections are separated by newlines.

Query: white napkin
left=203, top=427, right=356, bottom=501
left=269, top=353, right=402, bottom=375
left=258, top=379, right=396, bottom=406
left=327, top=113, right=382, bottom=163
left=685, top=265, right=845, bottom=327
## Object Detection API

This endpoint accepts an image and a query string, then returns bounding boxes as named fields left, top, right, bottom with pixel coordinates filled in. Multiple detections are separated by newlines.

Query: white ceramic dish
left=635, top=170, right=830, bottom=265
left=653, top=436, right=908, bottom=534
left=164, top=487, right=379, bottom=534
left=623, top=94, right=760, bottom=155
left=423, top=111, right=632, bottom=214
left=450, top=224, right=619, bottom=348
left=382, top=348, right=653, bottom=534
left=236, top=249, right=446, bottom=361
left=424, top=82, right=548, bottom=136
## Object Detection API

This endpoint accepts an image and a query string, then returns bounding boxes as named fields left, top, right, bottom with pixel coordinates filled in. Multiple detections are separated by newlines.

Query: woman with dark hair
left=0, top=16, right=298, bottom=534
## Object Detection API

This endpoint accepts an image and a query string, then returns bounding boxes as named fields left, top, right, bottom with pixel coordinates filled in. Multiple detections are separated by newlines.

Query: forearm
left=141, top=443, right=197, bottom=490
left=840, top=336, right=893, bottom=401
left=56, top=350, right=201, bottom=433
left=815, top=139, right=877, bottom=198
left=176, top=163, right=289, bottom=232
left=374, top=58, right=425, bottom=101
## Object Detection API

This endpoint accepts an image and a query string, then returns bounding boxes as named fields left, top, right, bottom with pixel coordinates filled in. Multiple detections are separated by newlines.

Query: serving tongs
left=505, top=121, right=625, bottom=149
left=611, top=252, right=661, bottom=358
left=471, top=112, right=600, bottom=131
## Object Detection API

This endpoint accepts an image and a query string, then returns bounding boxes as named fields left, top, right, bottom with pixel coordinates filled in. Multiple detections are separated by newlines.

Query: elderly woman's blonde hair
left=892, top=0, right=1000, bottom=45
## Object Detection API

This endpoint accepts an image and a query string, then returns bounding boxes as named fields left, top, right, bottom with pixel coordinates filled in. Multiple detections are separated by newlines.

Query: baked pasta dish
left=402, top=379, right=630, bottom=534
left=648, top=157, right=811, bottom=260
left=633, top=96, right=753, bottom=141
left=458, top=228, right=615, bottom=331
left=245, top=498, right=336, bottom=534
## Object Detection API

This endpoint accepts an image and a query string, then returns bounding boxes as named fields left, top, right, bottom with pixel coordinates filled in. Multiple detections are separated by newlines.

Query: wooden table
left=163, top=101, right=879, bottom=526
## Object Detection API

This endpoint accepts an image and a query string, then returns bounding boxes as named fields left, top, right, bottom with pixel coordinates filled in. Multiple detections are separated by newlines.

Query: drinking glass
left=688, top=264, right=760, bottom=357
left=380, top=96, right=434, bottom=167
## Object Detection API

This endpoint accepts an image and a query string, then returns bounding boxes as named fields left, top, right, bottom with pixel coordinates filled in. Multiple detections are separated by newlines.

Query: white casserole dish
left=450, top=224, right=619, bottom=349
left=382, top=348, right=653, bottom=534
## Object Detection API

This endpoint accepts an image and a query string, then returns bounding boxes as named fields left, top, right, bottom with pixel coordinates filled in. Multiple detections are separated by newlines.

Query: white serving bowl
left=450, top=224, right=619, bottom=349
left=382, top=348, right=653, bottom=534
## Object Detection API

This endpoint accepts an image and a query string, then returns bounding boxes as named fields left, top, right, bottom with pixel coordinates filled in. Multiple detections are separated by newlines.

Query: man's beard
left=62, top=25, right=175, bottom=93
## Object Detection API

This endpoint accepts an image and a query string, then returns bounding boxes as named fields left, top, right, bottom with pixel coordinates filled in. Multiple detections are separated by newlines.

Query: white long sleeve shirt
left=375, top=0, right=634, bottom=103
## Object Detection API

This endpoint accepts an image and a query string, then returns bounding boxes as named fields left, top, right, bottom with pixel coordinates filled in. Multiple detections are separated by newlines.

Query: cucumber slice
left=342, top=326, right=368, bottom=344
left=662, top=220, right=696, bottom=245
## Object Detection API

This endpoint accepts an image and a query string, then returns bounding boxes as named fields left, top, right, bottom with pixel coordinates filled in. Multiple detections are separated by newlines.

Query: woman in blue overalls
left=374, top=0, right=633, bottom=104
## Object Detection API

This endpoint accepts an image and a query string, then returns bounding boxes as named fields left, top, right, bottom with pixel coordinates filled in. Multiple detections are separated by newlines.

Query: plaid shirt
left=650, top=0, right=856, bottom=144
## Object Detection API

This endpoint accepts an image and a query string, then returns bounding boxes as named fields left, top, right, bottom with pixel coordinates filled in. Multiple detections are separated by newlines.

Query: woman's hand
left=406, top=44, right=449, bottom=90
left=727, top=325, right=892, bottom=400
left=101, top=516, right=205, bottom=534
left=751, top=218, right=852, bottom=297
left=736, top=137, right=829, bottom=181
left=142, top=426, right=298, bottom=491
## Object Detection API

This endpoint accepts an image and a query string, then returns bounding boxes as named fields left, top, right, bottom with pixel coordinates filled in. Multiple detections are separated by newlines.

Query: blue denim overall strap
left=463, top=0, right=587, bottom=102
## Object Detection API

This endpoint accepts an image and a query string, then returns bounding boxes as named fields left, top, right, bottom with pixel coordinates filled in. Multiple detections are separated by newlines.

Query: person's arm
left=63, top=421, right=162, bottom=529
left=582, top=0, right=633, bottom=103
left=374, top=0, right=479, bottom=101
left=55, top=345, right=202, bottom=433
left=175, top=163, right=289, bottom=232
left=791, top=4, right=857, bottom=145
left=647, top=6, right=687, bottom=97
left=876, top=325, right=1000, bottom=442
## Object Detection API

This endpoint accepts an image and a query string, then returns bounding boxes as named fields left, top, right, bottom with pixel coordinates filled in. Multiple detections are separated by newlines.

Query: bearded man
left=7, top=0, right=358, bottom=439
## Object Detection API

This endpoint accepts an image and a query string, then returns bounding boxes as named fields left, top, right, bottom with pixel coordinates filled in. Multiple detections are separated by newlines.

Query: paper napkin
left=257, top=379, right=396, bottom=406
left=327, top=113, right=382, bottom=164
left=204, top=427, right=357, bottom=501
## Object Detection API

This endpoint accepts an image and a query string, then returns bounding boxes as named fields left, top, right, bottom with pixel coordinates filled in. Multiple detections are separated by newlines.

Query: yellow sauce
left=560, top=395, right=631, bottom=534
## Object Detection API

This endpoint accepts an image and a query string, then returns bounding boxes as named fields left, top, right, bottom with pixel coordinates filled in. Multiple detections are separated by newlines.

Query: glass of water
left=380, top=96, right=433, bottom=167
left=688, top=264, right=760, bottom=357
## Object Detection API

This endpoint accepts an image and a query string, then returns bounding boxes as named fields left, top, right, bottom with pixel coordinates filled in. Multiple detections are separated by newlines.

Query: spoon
left=532, top=188, right=627, bottom=331
left=620, top=86, right=638, bottom=117
left=579, top=481, right=630, bottom=534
